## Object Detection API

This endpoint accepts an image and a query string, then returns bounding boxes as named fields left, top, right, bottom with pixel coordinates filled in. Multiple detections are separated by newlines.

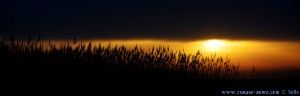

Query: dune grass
left=0, top=33, right=258, bottom=80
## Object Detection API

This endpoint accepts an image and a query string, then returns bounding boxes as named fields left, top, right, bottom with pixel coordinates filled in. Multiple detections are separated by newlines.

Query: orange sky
left=47, top=39, right=300, bottom=72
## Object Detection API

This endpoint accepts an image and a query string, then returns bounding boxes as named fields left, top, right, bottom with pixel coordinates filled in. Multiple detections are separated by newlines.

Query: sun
left=203, top=39, right=225, bottom=51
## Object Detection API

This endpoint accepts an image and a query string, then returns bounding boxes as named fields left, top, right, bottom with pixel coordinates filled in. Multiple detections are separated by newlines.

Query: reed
left=0, top=33, right=258, bottom=80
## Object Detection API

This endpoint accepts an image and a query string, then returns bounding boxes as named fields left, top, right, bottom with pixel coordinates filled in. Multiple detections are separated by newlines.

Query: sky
left=1, top=0, right=300, bottom=41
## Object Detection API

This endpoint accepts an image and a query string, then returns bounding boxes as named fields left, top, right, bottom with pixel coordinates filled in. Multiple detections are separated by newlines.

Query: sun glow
left=48, top=39, right=300, bottom=72
left=203, top=39, right=225, bottom=52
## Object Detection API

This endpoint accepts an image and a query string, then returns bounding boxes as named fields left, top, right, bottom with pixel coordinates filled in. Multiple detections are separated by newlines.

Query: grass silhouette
left=0, top=33, right=258, bottom=81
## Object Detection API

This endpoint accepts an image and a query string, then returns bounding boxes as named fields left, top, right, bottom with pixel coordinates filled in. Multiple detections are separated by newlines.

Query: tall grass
left=0, top=33, right=258, bottom=80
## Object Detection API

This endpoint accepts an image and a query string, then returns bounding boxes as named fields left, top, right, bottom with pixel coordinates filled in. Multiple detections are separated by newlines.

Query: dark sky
left=1, top=0, right=300, bottom=41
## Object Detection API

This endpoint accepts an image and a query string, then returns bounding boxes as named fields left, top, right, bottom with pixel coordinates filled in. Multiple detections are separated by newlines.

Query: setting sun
left=203, top=39, right=225, bottom=52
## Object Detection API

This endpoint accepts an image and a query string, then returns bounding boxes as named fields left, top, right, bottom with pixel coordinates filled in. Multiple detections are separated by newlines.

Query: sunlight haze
left=46, top=39, right=300, bottom=72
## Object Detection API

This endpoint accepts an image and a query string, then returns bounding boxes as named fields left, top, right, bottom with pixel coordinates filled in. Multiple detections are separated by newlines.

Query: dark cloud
left=1, top=0, right=300, bottom=41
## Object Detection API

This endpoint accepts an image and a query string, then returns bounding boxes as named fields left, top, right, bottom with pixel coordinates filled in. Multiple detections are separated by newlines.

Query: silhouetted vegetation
left=0, top=33, right=258, bottom=81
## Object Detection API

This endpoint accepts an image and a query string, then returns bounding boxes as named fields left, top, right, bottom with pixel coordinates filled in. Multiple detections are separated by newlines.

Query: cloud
left=1, top=0, right=300, bottom=42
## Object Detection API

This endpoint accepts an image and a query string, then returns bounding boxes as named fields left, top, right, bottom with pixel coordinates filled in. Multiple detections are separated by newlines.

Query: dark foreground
left=3, top=64, right=299, bottom=95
